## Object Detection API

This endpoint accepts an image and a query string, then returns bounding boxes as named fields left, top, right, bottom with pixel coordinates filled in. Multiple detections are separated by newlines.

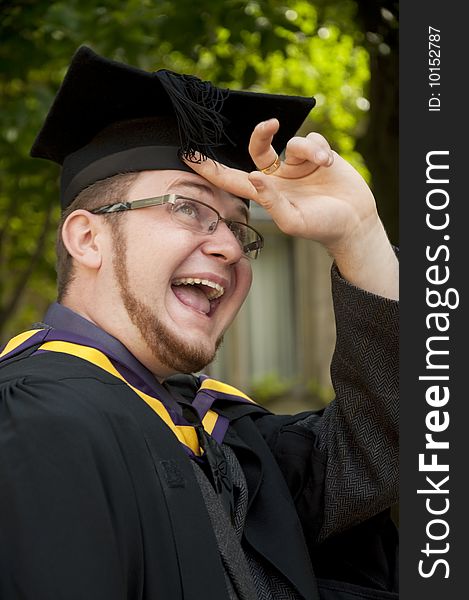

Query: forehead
left=129, top=170, right=249, bottom=219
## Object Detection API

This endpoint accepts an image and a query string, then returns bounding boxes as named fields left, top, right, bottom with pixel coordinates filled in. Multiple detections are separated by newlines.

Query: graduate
left=0, top=46, right=399, bottom=599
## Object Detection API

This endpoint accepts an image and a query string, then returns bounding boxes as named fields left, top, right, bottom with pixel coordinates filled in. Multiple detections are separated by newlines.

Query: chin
left=157, top=335, right=221, bottom=375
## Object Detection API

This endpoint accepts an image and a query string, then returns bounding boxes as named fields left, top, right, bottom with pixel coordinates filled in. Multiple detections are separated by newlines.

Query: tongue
left=172, top=285, right=211, bottom=314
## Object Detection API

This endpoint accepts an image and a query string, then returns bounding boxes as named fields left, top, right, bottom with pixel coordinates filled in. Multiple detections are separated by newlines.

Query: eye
left=228, top=222, right=248, bottom=244
left=173, top=199, right=200, bottom=219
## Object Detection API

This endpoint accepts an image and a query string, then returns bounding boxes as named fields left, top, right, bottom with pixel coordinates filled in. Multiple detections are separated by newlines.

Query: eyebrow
left=170, top=179, right=249, bottom=221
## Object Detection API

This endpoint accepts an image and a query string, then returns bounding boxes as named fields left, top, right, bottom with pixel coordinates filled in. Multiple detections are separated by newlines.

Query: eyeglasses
left=91, top=194, right=264, bottom=259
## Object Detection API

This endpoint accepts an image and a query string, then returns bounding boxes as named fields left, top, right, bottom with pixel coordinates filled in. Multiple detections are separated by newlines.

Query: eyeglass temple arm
left=92, top=194, right=176, bottom=214
left=130, top=194, right=176, bottom=209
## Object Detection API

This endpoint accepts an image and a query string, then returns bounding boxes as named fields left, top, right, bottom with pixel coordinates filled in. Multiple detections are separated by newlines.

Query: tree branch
left=0, top=198, right=54, bottom=335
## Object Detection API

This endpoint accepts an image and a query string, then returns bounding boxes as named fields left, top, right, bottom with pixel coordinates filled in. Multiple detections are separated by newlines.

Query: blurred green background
left=0, top=0, right=398, bottom=381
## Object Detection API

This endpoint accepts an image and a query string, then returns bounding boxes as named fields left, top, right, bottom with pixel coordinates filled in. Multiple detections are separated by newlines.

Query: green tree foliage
left=0, top=0, right=397, bottom=341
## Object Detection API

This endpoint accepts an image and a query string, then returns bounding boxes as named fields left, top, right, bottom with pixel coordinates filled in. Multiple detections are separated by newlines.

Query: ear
left=61, top=209, right=105, bottom=271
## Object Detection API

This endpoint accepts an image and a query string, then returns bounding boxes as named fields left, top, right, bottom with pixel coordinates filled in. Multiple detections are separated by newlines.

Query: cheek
left=125, top=224, right=183, bottom=283
left=234, top=261, right=253, bottom=301
left=121, top=246, right=170, bottom=302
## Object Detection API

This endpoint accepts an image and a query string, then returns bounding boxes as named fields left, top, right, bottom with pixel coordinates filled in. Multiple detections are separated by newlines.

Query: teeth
left=172, top=277, right=225, bottom=300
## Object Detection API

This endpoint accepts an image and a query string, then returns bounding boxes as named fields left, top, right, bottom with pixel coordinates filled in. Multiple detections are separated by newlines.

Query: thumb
left=248, top=171, right=290, bottom=217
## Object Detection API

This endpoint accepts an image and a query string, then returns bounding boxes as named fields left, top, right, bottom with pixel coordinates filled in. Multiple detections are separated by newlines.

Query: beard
left=111, top=224, right=222, bottom=374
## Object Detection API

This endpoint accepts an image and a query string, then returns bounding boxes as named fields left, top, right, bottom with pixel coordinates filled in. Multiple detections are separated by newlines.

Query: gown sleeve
left=302, top=263, right=399, bottom=540
left=254, top=263, right=399, bottom=594
left=258, top=262, right=399, bottom=542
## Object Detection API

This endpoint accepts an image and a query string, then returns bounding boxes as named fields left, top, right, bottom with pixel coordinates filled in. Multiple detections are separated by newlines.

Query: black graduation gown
left=0, top=349, right=397, bottom=600
left=0, top=264, right=399, bottom=599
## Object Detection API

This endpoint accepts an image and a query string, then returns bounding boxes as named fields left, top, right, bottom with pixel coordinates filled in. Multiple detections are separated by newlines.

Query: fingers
left=248, top=119, right=280, bottom=171
left=183, top=154, right=258, bottom=200
left=183, top=149, right=296, bottom=233
left=247, top=170, right=298, bottom=235
left=187, top=121, right=334, bottom=189
left=182, top=124, right=337, bottom=233
left=285, top=133, right=334, bottom=167
left=248, top=121, right=334, bottom=179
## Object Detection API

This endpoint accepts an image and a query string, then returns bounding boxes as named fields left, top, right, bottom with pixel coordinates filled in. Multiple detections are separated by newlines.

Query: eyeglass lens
left=171, top=197, right=260, bottom=257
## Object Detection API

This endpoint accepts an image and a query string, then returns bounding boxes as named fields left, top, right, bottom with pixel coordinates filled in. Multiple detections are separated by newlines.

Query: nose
left=201, top=220, right=244, bottom=263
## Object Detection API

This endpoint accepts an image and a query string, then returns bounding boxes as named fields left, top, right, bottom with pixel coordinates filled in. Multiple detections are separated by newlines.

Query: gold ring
left=260, top=154, right=281, bottom=175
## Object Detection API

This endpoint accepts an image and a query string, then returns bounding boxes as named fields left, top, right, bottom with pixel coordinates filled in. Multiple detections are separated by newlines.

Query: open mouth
left=171, top=277, right=225, bottom=316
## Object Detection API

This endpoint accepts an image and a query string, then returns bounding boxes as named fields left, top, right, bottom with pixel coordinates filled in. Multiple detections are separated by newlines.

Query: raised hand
left=185, top=118, right=398, bottom=299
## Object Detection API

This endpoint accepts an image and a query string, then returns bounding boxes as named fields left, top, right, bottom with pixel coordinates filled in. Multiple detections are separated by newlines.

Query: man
left=0, top=46, right=398, bottom=599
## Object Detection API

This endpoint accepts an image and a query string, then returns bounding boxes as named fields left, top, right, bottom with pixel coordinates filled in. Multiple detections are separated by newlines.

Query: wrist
left=328, top=219, right=399, bottom=300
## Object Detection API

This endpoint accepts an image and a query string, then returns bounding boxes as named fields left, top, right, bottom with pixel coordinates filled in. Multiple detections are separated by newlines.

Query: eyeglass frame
left=90, top=193, right=264, bottom=259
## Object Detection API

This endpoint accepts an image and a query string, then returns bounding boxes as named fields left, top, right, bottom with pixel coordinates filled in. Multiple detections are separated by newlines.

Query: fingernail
left=316, top=150, right=329, bottom=162
left=180, top=150, right=204, bottom=163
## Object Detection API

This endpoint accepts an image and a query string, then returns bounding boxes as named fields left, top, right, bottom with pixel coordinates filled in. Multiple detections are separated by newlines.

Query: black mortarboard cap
left=31, top=46, right=316, bottom=209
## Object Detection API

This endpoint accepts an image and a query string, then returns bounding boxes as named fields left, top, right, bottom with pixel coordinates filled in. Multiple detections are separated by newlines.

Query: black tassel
left=155, top=69, right=231, bottom=163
